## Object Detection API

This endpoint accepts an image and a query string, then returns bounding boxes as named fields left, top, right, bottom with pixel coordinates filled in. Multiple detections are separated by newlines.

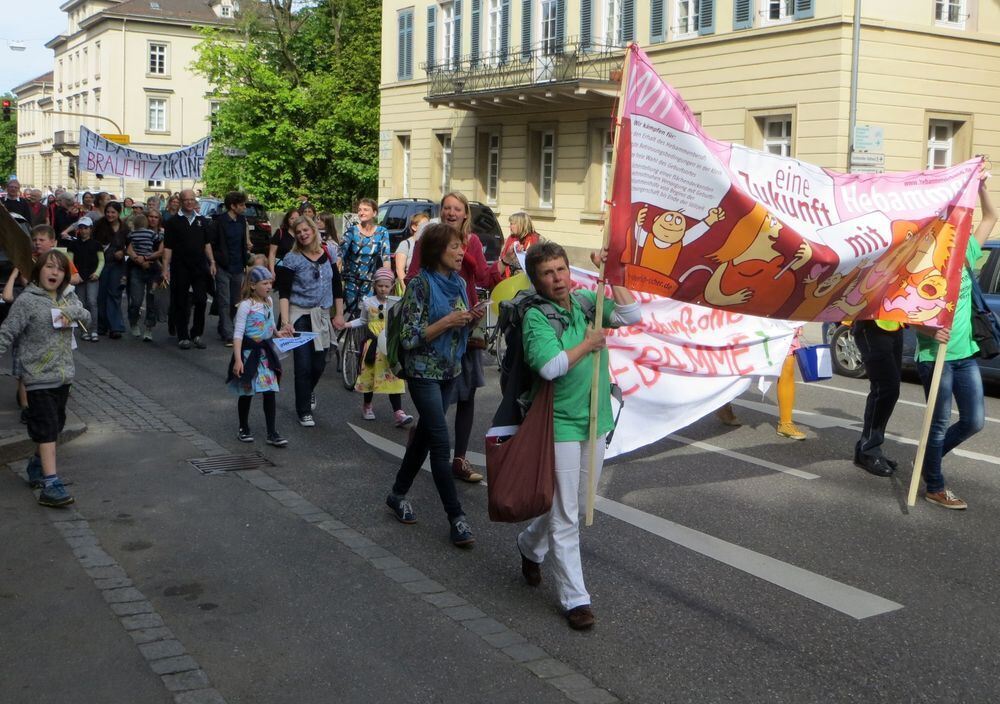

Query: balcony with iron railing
left=422, top=39, right=625, bottom=108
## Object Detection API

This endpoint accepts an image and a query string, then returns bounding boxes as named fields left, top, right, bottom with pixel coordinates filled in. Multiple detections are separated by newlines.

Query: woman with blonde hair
left=497, top=211, right=540, bottom=279
left=406, top=192, right=502, bottom=483
left=276, top=216, right=346, bottom=426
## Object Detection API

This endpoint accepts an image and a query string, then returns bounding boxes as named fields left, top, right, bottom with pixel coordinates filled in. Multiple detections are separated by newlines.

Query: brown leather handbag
left=485, top=381, right=555, bottom=523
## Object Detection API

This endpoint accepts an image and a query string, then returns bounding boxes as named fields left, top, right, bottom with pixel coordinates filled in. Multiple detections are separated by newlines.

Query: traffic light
left=68, top=161, right=76, bottom=180
left=2, top=100, right=11, bottom=122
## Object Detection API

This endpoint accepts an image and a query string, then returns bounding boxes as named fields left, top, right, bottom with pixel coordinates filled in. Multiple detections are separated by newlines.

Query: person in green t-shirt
left=516, top=241, right=640, bottom=631
left=913, top=167, right=996, bottom=510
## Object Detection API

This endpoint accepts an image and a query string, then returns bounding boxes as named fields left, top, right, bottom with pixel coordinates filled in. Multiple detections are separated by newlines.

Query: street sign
left=222, top=147, right=247, bottom=157
left=849, top=165, right=885, bottom=175
left=853, top=124, right=884, bottom=152
left=850, top=151, right=885, bottom=167
left=101, top=133, right=131, bottom=145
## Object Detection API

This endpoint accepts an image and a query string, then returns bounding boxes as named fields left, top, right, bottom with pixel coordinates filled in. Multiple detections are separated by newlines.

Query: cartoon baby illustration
left=704, top=203, right=812, bottom=315
left=624, top=204, right=725, bottom=277
left=881, top=219, right=958, bottom=324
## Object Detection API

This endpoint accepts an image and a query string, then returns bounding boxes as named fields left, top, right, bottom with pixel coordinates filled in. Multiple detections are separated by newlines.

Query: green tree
left=0, top=94, right=16, bottom=178
left=194, top=0, right=379, bottom=213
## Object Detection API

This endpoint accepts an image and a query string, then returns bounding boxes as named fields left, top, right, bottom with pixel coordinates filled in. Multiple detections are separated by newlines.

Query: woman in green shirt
left=914, top=169, right=996, bottom=510
left=516, top=241, right=640, bottom=630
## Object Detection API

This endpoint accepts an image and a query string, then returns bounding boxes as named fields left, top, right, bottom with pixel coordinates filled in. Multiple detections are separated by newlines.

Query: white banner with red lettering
left=570, top=267, right=800, bottom=458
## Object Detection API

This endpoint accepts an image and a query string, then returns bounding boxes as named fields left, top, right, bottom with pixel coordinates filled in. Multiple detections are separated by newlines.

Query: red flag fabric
left=606, top=46, right=982, bottom=329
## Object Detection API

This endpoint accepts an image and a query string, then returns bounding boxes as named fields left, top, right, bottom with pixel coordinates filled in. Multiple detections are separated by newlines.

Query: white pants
left=518, top=436, right=606, bottom=611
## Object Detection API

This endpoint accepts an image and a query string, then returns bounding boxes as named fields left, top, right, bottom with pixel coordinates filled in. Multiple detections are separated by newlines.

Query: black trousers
left=170, top=264, right=209, bottom=341
left=854, top=321, right=903, bottom=460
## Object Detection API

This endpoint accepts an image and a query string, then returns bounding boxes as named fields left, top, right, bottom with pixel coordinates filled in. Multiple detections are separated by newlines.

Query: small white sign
left=853, top=124, right=884, bottom=152
left=850, top=151, right=885, bottom=167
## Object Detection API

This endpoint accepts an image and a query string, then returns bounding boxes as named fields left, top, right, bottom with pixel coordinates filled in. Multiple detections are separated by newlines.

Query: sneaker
left=715, top=404, right=741, bottom=427
left=853, top=453, right=894, bottom=477
left=109, top=331, right=122, bottom=340
left=266, top=432, right=288, bottom=447
left=143, top=330, right=153, bottom=342
left=362, top=404, right=376, bottom=421
left=394, top=409, right=414, bottom=428
left=386, top=494, right=417, bottom=524
left=89, top=332, right=99, bottom=342
left=178, top=339, right=192, bottom=350
left=192, top=336, right=207, bottom=349
left=925, top=489, right=967, bottom=510
left=237, top=427, right=254, bottom=443
left=298, top=414, right=315, bottom=427
left=452, top=457, right=484, bottom=483
left=37, top=480, right=74, bottom=508
left=565, top=605, right=596, bottom=631
left=25, top=455, right=44, bottom=489
left=450, top=516, right=475, bottom=547
left=776, top=422, right=806, bottom=441
left=131, top=325, right=141, bottom=338
left=310, top=393, right=317, bottom=411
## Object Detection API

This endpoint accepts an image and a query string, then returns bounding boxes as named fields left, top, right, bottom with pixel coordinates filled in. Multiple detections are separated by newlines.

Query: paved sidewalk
left=1, top=353, right=613, bottom=704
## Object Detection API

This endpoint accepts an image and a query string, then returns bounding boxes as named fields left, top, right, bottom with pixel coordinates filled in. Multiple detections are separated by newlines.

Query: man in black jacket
left=1, top=179, right=32, bottom=221
left=211, top=191, right=251, bottom=345
left=163, top=190, right=217, bottom=350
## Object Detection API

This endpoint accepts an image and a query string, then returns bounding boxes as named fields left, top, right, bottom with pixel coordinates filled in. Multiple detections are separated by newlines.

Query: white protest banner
left=568, top=267, right=800, bottom=458
left=78, top=126, right=211, bottom=180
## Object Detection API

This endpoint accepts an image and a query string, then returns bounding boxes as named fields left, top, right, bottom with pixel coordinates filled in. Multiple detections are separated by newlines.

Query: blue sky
left=3, top=0, right=68, bottom=94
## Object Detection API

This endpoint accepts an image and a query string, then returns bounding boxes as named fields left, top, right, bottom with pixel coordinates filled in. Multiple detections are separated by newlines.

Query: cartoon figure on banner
left=789, top=263, right=853, bottom=320
left=881, top=216, right=960, bottom=325
left=622, top=203, right=725, bottom=296
left=703, top=203, right=812, bottom=315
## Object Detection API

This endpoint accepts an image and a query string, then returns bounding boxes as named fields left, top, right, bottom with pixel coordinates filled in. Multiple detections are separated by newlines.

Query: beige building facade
left=378, top=0, right=1000, bottom=258
left=15, top=0, right=237, bottom=197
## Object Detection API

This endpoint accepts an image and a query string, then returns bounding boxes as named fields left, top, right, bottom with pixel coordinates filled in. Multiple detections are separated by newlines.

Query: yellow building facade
left=15, top=0, right=237, bottom=196
left=378, top=0, right=1000, bottom=259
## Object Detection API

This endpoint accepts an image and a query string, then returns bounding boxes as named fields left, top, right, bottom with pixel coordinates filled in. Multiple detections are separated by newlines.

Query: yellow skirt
left=355, top=341, right=405, bottom=394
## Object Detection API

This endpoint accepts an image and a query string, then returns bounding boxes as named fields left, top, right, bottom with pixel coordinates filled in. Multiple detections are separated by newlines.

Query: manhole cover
left=188, top=453, right=275, bottom=475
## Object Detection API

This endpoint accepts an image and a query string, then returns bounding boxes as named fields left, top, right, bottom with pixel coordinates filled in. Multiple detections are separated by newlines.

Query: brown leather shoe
left=452, top=457, right=484, bottom=483
left=517, top=540, right=541, bottom=587
left=566, top=605, right=595, bottom=631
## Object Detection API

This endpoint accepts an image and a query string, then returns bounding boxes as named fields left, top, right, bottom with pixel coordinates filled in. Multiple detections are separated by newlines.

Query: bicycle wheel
left=341, top=326, right=362, bottom=390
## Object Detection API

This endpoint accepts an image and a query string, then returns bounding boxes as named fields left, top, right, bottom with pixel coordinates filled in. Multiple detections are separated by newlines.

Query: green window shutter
left=427, top=5, right=437, bottom=70
left=500, top=0, right=510, bottom=63
left=733, top=0, right=753, bottom=30
left=398, top=9, right=414, bottom=79
left=650, top=0, right=665, bottom=43
left=698, top=0, right=716, bottom=35
left=580, top=0, right=592, bottom=51
left=454, top=0, right=463, bottom=67
left=622, top=0, right=635, bottom=43
left=521, top=0, right=531, bottom=60
left=794, top=0, right=814, bottom=19
left=471, top=0, right=480, bottom=67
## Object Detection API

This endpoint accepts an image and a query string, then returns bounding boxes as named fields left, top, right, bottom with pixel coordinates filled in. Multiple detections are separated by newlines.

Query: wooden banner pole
left=585, top=44, right=635, bottom=527
left=906, top=343, right=948, bottom=507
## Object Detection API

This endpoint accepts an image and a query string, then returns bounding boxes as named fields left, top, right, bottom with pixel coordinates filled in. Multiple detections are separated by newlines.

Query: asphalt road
left=5, top=327, right=1000, bottom=703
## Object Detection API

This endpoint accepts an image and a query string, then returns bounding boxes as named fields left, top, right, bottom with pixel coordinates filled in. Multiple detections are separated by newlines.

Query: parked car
left=824, top=238, right=1000, bottom=384
left=377, top=197, right=504, bottom=261
left=198, top=197, right=272, bottom=255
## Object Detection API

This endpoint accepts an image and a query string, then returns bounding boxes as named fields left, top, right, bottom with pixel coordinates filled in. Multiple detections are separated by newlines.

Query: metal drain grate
left=188, top=453, right=275, bottom=475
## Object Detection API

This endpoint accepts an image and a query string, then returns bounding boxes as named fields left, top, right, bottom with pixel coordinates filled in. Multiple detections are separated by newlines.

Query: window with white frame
left=539, top=130, right=555, bottom=207
left=927, top=120, right=954, bottom=169
left=221, top=4, right=231, bottom=16
left=486, top=133, right=501, bottom=204
left=762, top=0, right=793, bottom=23
left=600, top=128, right=614, bottom=210
left=147, top=97, right=167, bottom=131
left=935, top=0, right=966, bottom=28
left=603, top=0, right=624, bottom=46
left=94, top=41, right=101, bottom=77
left=82, top=48, right=88, bottom=81
left=94, top=91, right=101, bottom=119
left=148, top=43, right=167, bottom=75
left=675, top=0, right=700, bottom=37
left=439, top=133, right=453, bottom=194
left=763, top=116, right=792, bottom=156
left=209, top=100, right=221, bottom=130
left=75, top=51, right=81, bottom=83
left=441, top=1, right=456, bottom=69
left=400, top=134, right=411, bottom=198
left=486, top=0, right=502, bottom=61
left=147, top=179, right=164, bottom=189
left=540, top=0, right=558, bottom=54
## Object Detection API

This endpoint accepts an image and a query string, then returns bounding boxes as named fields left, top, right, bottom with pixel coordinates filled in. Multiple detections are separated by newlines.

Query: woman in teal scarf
left=385, top=224, right=478, bottom=547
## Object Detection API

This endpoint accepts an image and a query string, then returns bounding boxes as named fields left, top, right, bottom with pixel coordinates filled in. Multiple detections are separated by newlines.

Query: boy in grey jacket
left=0, top=250, right=90, bottom=507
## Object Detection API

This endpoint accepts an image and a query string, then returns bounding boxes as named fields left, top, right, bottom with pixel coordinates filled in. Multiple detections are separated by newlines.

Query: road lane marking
left=655, top=435, right=820, bottom=480
left=799, top=382, right=1000, bottom=425
left=733, top=399, right=1000, bottom=467
left=595, top=497, right=903, bottom=620
left=349, top=424, right=901, bottom=620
